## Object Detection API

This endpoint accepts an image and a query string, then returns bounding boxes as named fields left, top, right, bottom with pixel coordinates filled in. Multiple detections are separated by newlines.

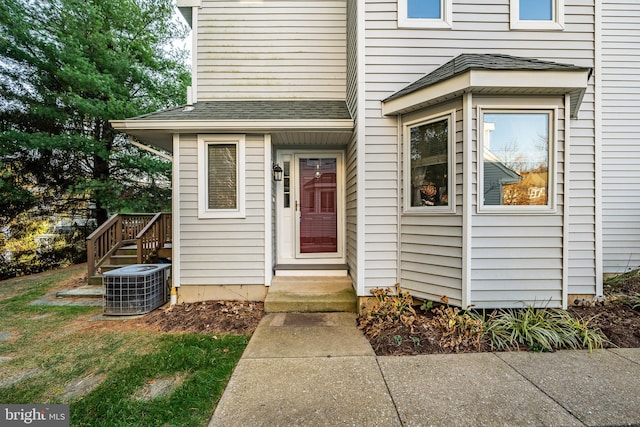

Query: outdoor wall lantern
left=272, top=162, right=283, bottom=182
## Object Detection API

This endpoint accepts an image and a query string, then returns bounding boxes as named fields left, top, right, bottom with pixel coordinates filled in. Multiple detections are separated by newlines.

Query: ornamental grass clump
left=482, top=306, right=608, bottom=352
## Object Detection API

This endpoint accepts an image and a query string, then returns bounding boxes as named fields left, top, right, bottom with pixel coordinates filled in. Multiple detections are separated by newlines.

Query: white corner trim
left=462, top=93, right=472, bottom=308
left=594, top=0, right=603, bottom=298
left=191, top=6, right=198, bottom=104
left=172, top=134, right=181, bottom=288
left=357, top=0, right=366, bottom=297
left=396, top=116, right=402, bottom=288
left=264, top=134, right=273, bottom=287
left=562, top=95, right=570, bottom=309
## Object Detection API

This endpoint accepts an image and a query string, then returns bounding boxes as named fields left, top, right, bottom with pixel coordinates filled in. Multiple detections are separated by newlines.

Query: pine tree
left=0, top=0, right=190, bottom=226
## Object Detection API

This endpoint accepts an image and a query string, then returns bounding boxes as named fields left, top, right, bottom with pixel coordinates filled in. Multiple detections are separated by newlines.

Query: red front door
left=298, top=158, right=338, bottom=254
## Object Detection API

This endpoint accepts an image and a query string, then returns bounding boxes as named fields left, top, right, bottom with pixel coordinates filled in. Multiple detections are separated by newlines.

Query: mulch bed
left=132, top=272, right=640, bottom=356
left=138, top=300, right=264, bottom=335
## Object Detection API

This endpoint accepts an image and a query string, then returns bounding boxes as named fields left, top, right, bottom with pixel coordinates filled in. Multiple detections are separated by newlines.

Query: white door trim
left=276, top=149, right=346, bottom=265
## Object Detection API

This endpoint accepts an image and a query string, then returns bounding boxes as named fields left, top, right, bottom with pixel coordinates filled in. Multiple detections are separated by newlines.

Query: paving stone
left=0, top=369, right=41, bottom=388
left=61, top=373, right=105, bottom=400
left=133, top=374, right=185, bottom=401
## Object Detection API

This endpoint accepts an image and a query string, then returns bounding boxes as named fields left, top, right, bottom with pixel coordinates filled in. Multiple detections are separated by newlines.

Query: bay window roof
left=382, top=54, right=591, bottom=118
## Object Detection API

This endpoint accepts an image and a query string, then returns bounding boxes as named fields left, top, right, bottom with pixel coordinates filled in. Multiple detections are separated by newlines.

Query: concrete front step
left=265, top=276, right=356, bottom=313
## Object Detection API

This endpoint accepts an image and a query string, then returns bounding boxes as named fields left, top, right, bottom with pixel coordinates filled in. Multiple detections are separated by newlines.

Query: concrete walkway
left=208, top=312, right=640, bottom=427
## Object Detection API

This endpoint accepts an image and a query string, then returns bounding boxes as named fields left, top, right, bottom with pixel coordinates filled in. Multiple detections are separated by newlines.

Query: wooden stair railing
left=136, top=212, right=172, bottom=264
left=86, top=213, right=160, bottom=278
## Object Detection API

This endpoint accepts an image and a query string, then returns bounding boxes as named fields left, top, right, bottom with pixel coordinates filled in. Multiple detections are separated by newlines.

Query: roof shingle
left=130, top=100, right=352, bottom=121
left=384, top=54, right=590, bottom=102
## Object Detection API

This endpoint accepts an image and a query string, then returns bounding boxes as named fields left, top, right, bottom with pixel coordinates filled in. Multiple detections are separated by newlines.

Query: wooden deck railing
left=86, top=213, right=163, bottom=277
left=136, top=212, right=172, bottom=264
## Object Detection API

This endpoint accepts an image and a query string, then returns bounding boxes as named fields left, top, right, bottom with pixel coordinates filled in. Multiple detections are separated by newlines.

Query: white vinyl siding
left=346, top=0, right=359, bottom=284
left=179, top=134, right=266, bottom=286
left=363, top=0, right=595, bottom=306
left=400, top=102, right=464, bottom=306
left=471, top=98, right=566, bottom=308
left=197, top=0, right=346, bottom=100
left=601, top=0, right=640, bottom=275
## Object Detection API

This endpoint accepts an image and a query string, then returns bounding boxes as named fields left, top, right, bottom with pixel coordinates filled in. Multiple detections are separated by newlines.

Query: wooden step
left=157, top=247, right=172, bottom=259
left=115, top=247, right=138, bottom=256
left=108, top=254, right=138, bottom=265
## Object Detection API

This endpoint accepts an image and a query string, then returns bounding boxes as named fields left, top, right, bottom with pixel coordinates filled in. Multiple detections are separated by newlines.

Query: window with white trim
left=198, top=135, right=245, bottom=218
left=510, top=0, right=564, bottom=30
left=404, top=111, right=455, bottom=213
left=398, top=0, right=452, bottom=29
left=479, top=109, right=556, bottom=212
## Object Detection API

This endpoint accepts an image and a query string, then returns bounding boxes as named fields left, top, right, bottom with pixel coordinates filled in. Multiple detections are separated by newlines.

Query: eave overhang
left=382, top=56, right=591, bottom=119
left=176, top=0, right=200, bottom=28
left=110, top=119, right=355, bottom=153
left=110, top=100, right=355, bottom=153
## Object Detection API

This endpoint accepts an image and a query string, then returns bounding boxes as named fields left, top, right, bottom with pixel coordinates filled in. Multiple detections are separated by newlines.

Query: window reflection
left=409, top=118, right=449, bottom=208
left=482, top=112, right=550, bottom=206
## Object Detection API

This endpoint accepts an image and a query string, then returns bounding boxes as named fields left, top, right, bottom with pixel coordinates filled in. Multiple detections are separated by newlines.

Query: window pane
left=208, top=144, right=237, bottom=209
left=482, top=113, right=549, bottom=206
left=410, top=118, right=449, bottom=207
left=408, top=0, right=441, bottom=19
left=520, top=0, right=552, bottom=21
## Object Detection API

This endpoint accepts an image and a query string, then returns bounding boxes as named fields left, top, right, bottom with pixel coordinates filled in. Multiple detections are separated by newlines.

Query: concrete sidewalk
left=208, top=312, right=640, bottom=427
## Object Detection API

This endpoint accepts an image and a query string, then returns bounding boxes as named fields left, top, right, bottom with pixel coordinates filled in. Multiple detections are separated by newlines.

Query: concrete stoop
left=265, top=276, right=356, bottom=313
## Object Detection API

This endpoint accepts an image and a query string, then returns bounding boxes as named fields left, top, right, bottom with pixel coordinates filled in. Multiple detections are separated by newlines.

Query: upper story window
left=510, top=0, right=564, bottom=30
left=398, top=0, right=452, bottom=29
left=479, top=109, right=556, bottom=212
left=404, top=111, right=455, bottom=213
left=198, top=135, right=246, bottom=219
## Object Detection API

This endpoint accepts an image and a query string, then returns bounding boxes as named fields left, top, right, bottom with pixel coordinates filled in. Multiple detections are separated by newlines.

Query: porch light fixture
left=272, top=162, right=283, bottom=182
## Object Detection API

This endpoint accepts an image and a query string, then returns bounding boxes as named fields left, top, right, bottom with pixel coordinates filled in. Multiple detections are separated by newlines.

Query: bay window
left=479, top=109, right=556, bottom=212
left=404, top=111, right=455, bottom=213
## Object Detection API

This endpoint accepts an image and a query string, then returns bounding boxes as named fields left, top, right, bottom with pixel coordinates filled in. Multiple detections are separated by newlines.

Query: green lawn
left=0, top=265, right=247, bottom=427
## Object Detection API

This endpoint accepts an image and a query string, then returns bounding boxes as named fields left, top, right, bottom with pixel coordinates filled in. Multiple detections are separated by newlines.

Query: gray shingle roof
left=384, top=54, right=591, bottom=102
left=130, top=100, right=352, bottom=121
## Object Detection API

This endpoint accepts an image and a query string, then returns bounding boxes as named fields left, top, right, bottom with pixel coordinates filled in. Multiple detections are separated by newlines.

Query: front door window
left=298, top=158, right=338, bottom=254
